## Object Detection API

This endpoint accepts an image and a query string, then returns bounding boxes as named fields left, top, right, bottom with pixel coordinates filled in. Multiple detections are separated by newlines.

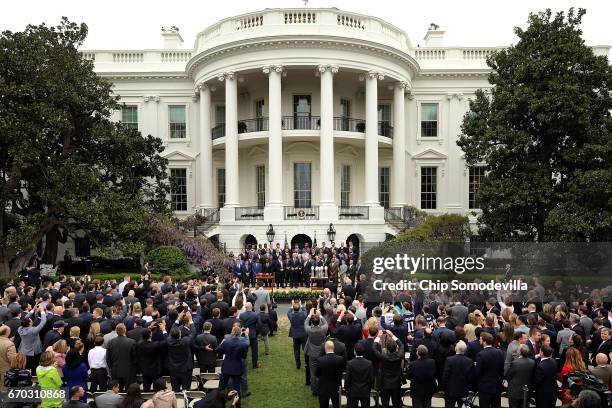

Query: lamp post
left=327, top=223, right=336, bottom=242
left=266, top=224, right=275, bottom=245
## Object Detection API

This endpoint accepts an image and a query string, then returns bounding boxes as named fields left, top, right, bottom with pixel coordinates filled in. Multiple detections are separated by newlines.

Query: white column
left=392, top=81, right=408, bottom=207
left=222, top=71, right=239, bottom=207
left=264, top=65, right=283, bottom=207
left=198, top=84, right=214, bottom=208
left=318, top=64, right=338, bottom=207
left=364, top=71, right=383, bottom=206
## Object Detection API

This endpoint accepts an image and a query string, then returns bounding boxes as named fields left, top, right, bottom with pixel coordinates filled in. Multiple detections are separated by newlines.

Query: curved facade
left=80, top=8, right=611, bottom=253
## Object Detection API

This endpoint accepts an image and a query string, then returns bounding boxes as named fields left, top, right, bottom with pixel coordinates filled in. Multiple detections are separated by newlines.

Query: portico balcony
left=338, top=206, right=369, bottom=220
left=235, top=206, right=264, bottom=221
left=284, top=206, right=320, bottom=220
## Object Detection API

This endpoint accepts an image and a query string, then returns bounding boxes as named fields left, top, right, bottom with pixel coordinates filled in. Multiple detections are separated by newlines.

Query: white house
left=71, top=7, right=609, bottom=255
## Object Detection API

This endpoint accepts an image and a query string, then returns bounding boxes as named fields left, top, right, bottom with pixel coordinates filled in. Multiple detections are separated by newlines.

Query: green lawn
left=245, top=316, right=318, bottom=408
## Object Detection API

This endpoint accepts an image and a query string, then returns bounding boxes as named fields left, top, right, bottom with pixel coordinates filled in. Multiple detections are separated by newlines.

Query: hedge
left=146, top=245, right=189, bottom=275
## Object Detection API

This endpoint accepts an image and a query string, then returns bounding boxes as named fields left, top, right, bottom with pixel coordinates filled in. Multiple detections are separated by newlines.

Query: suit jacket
left=345, top=357, right=373, bottom=398
left=221, top=317, right=240, bottom=335
left=287, top=309, right=308, bottom=339
left=465, top=339, right=482, bottom=360
left=594, top=339, right=612, bottom=365
left=95, top=390, right=123, bottom=408
left=451, top=304, right=469, bottom=326
left=239, top=311, right=260, bottom=338
left=106, top=335, right=136, bottom=380
left=135, top=339, right=165, bottom=375
left=166, top=324, right=196, bottom=373
left=475, top=346, right=505, bottom=395
left=442, top=354, right=474, bottom=397
left=315, top=353, right=346, bottom=396
left=304, top=316, right=328, bottom=357
left=534, top=358, right=558, bottom=408
left=505, top=357, right=535, bottom=400
left=358, top=337, right=379, bottom=367
left=0, top=336, right=17, bottom=376
left=216, top=336, right=249, bottom=376
left=407, top=357, right=437, bottom=398
left=193, top=333, right=218, bottom=367
left=337, top=322, right=363, bottom=359
left=373, top=339, right=405, bottom=390
left=589, top=365, right=612, bottom=387
left=253, top=288, right=271, bottom=312
left=527, top=339, right=540, bottom=359
left=126, top=326, right=146, bottom=342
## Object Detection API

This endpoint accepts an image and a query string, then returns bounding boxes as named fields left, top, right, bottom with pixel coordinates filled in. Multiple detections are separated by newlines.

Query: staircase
left=193, top=208, right=220, bottom=237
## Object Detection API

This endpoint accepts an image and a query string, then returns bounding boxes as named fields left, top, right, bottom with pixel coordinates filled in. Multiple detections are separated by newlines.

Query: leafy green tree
left=393, top=214, right=470, bottom=243
left=0, top=18, right=169, bottom=275
left=458, top=8, right=612, bottom=241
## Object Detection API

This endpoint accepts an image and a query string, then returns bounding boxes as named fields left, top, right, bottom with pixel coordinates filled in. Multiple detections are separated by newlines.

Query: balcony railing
left=196, top=208, right=221, bottom=223
left=239, top=118, right=269, bottom=133
left=282, top=115, right=321, bottom=130
left=339, top=206, right=369, bottom=220
left=284, top=206, right=319, bottom=220
left=212, top=124, right=225, bottom=139
left=333, top=117, right=365, bottom=132
left=235, top=206, right=264, bottom=220
left=384, top=206, right=426, bottom=228
left=378, top=121, right=393, bottom=138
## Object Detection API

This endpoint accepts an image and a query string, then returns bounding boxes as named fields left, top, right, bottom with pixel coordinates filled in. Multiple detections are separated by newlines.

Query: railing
left=112, top=52, right=143, bottom=63
left=337, top=14, right=365, bottom=29
left=236, top=14, right=264, bottom=30
left=160, top=51, right=192, bottom=62
left=282, top=116, right=321, bottom=130
left=339, top=206, right=369, bottom=220
left=284, top=11, right=317, bottom=24
left=196, top=208, right=221, bottom=223
left=284, top=206, right=319, bottom=220
left=239, top=118, right=268, bottom=133
left=212, top=124, right=225, bottom=139
left=378, top=121, right=393, bottom=138
left=385, top=206, right=426, bottom=228
left=414, top=49, right=446, bottom=60
left=235, top=207, right=264, bottom=221
left=333, top=117, right=365, bottom=132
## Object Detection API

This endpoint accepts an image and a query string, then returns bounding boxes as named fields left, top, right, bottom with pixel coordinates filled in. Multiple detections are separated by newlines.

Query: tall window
left=170, top=168, right=187, bottom=211
left=421, top=103, right=438, bottom=137
left=469, top=166, right=485, bottom=209
left=341, top=165, right=351, bottom=207
left=217, top=168, right=226, bottom=208
left=215, top=105, right=225, bottom=125
left=121, top=106, right=138, bottom=130
left=340, top=99, right=351, bottom=131
left=379, top=167, right=390, bottom=208
left=378, top=104, right=391, bottom=136
left=293, top=95, right=311, bottom=129
left=294, top=163, right=311, bottom=208
left=168, top=105, right=186, bottom=138
left=420, top=167, right=437, bottom=209
left=256, top=165, right=265, bottom=208
left=255, top=99, right=265, bottom=131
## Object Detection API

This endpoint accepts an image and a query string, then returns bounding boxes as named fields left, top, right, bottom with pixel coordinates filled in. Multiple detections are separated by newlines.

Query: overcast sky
left=1, top=0, right=610, bottom=50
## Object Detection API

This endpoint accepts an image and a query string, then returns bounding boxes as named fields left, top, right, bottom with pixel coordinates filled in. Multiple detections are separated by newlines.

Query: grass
left=245, top=316, right=318, bottom=408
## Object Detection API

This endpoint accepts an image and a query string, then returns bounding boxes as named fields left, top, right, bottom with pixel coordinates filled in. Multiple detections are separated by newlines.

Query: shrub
left=394, top=213, right=470, bottom=243
left=146, top=245, right=189, bottom=275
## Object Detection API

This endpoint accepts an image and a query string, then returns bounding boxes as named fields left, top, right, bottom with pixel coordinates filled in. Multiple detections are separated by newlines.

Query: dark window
left=469, top=166, right=486, bottom=209
left=294, top=163, right=311, bottom=208
left=293, top=95, right=311, bottom=129
left=341, top=165, right=351, bottom=207
left=122, top=105, right=138, bottom=130
left=421, top=103, right=438, bottom=137
left=217, top=168, right=225, bottom=208
left=256, top=165, right=265, bottom=208
left=420, top=167, right=437, bottom=209
left=379, top=167, right=390, bottom=208
left=170, top=168, right=187, bottom=211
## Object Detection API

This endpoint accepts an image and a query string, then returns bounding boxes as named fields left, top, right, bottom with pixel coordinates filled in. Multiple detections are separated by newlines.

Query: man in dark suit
left=135, top=326, right=167, bottom=392
left=239, top=302, right=260, bottom=368
left=206, top=308, right=224, bottom=344
left=216, top=326, right=249, bottom=408
left=443, top=341, right=474, bottom=408
left=527, top=327, right=541, bottom=359
left=287, top=302, right=308, bottom=369
left=106, top=323, right=136, bottom=391
left=465, top=327, right=483, bottom=360
left=337, top=312, right=363, bottom=360
left=316, top=341, right=346, bottom=408
left=211, top=292, right=230, bottom=319
left=193, top=321, right=218, bottom=373
left=593, top=327, right=612, bottom=365
left=345, top=343, right=373, bottom=408
left=534, top=345, right=558, bottom=408
left=166, top=316, right=197, bottom=392
left=126, top=318, right=146, bottom=342
left=505, top=344, right=535, bottom=408
left=475, top=332, right=504, bottom=408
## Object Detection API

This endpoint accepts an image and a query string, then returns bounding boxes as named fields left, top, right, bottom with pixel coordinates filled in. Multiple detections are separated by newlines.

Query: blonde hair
left=53, top=339, right=68, bottom=354
left=132, top=302, right=142, bottom=315
left=365, top=317, right=378, bottom=333
left=11, top=353, right=26, bottom=369
left=39, top=351, right=55, bottom=367
left=69, top=326, right=80, bottom=338
left=88, top=322, right=100, bottom=342
left=74, top=340, right=85, bottom=353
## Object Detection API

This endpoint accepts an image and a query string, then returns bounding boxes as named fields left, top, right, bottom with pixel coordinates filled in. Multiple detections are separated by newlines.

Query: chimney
left=423, top=23, right=444, bottom=47
left=161, top=26, right=183, bottom=49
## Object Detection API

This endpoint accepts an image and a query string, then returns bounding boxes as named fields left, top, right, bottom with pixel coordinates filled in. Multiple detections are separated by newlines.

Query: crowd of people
left=0, top=244, right=611, bottom=408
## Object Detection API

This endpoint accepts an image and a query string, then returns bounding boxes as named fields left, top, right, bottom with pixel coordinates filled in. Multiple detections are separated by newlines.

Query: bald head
left=245, top=302, right=253, bottom=311
left=455, top=341, right=467, bottom=354
left=324, top=340, right=335, bottom=353
left=596, top=353, right=608, bottom=366
left=0, top=326, right=10, bottom=337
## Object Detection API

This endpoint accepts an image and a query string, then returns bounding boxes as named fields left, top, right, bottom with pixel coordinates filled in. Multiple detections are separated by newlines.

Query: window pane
left=216, top=105, right=225, bottom=125
left=294, top=163, right=311, bottom=208
left=379, top=167, right=390, bottom=208
left=169, top=106, right=186, bottom=123
left=378, top=104, right=391, bottom=121
left=170, top=168, right=187, bottom=211
left=469, top=166, right=485, bottom=209
left=122, top=106, right=138, bottom=130
left=421, top=104, right=438, bottom=121
left=256, top=165, right=265, bottom=208
left=341, top=165, right=351, bottom=207
left=217, top=168, right=225, bottom=208
left=420, top=167, right=437, bottom=209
